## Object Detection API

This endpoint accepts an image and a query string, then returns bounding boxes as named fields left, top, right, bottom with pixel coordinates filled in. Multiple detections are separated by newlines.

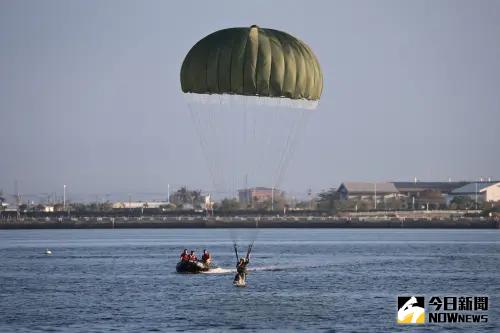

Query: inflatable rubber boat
left=176, top=260, right=211, bottom=273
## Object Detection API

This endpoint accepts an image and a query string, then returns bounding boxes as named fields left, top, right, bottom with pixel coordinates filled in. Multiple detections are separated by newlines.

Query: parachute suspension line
left=235, top=99, right=244, bottom=198
left=251, top=106, right=283, bottom=191
left=197, top=103, right=216, bottom=190
left=188, top=102, right=218, bottom=191
left=225, top=98, right=233, bottom=197
left=271, top=108, right=293, bottom=188
left=242, top=101, right=253, bottom=194
left=188, top=99, right=229, bottom=197
left=208, top=98, right=223, bottom=194
left=226, top=96, right=239, bottom=198
left=272, top=111, right=298, bottom=189
left=232, top=235, right=257, bottom=262
left=246, top=240, right=254, bottom=260
left=275, top=110, right=308, bottom=188
left=203, top=102, right=223, bottom=193
left=233, top=241, right=239, bottom=262
left=228, top=99, right=243, bottom=198
left=188, top=94, right=316, bottom=200
left=277, top=110, right=311, bottom=184
left=242, top=104, right=248, bottom=194
left=208, top=100, right=227, bottom=195
left=273, top=110, right=311, bottom=189
left=245, top=106, right=256, bottom=191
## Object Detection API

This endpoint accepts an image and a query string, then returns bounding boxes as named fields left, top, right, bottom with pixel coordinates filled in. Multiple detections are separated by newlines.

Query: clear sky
left=1, top=0, right=499, bottom=201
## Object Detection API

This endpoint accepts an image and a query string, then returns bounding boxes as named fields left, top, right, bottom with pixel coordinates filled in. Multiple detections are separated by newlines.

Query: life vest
left=202, top=253, right=210, bottom=261
left=237, top=261, right=247, bottom=273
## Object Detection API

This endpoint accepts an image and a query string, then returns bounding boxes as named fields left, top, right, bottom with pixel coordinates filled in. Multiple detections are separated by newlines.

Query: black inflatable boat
left=176, top=260, right=211, bottom=273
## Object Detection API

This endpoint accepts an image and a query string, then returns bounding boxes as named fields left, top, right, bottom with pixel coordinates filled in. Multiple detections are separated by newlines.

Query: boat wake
left=202, top=263, right=335, bottom=275
left=251, top=262, right=336, bottom=273
left=202, top=267, right=235, bottom=274
left=250, top=265, right=287, bottom=272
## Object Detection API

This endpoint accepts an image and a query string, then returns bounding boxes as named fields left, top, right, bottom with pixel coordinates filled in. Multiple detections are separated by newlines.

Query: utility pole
left=475, top=182, right=478, bottom=210
left=14, top=180, right=20, bottom=206
left=251, top=188, right=254, bottom=209
left=308, top=188, right=312, bottom=210
left=167, top=184, right=170, bottom=203
left=63, top=185, right=66, bottom=210
left=272, top=187, right=275, bottom=211
left=374, top=183, right=377, bottom=210
left=14, top=180, right=20, bottom=219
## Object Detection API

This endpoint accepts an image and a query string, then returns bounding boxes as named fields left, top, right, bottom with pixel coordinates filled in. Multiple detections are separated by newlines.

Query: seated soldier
left=180, top=249, right=189, bottom=261
left=188, top=250, right=197, bottom=261
left=201, top=249, right=211, bottom=264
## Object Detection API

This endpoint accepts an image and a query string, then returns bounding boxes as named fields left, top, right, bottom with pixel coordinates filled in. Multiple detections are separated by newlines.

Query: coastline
left=1, top=217, right=498, bottom=229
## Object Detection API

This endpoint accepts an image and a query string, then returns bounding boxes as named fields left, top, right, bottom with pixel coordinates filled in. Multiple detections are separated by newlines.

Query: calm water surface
left=0, top=229, right=499, bottom=332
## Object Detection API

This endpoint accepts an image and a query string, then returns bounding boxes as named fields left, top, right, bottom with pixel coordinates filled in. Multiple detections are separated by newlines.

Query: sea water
left=0, top=229, right=498, bottom=332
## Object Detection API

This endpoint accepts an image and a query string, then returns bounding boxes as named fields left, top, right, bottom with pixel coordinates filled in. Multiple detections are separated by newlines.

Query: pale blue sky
left=1, top=0, right=499, bottom=200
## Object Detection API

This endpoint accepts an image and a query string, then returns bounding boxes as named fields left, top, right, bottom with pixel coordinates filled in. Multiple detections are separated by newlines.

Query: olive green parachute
left=181, top=25, right=323, bottom=101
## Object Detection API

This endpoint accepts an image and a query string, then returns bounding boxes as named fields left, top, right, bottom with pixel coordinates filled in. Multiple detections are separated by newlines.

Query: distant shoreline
left=1, top=217, right=498, bottom=229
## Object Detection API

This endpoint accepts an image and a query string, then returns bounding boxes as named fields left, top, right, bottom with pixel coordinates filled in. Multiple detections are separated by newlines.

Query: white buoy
left=45, top=249, right=52, bottom=255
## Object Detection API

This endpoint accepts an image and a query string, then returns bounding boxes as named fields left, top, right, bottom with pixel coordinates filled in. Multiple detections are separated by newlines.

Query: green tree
left=449, top=196, right=480, bottom=210
left=384, top=197, right=405, bottom=211
left=170, top=187, right=204, bottom=208
left=159, top=202, right=177, bottom=210
left=98, top=201, right=113, bottom=212
left=255, top=195, right=287, bottom=211
left=218, top=198, right=240, bottom=211
left=0, top=190, right=5, bottom=212
left=316, top=188, right=337, bottom=211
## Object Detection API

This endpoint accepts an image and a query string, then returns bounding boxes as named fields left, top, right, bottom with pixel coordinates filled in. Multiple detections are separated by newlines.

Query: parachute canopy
left=180, top=26, right=323, bottom=198
left=181, top=25, right=323, bottom=102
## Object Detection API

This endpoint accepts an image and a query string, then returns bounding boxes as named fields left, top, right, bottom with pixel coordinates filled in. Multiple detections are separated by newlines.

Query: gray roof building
left=393, top=182, right=468, bottom=194
left=451, top=182, right=498, bottom=195
left=337, top=182, right=398, bottom=199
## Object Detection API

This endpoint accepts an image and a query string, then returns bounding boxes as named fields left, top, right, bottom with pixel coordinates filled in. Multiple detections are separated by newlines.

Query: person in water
left=201, top=249, right=211, bottom=264
left=188, top=250, right=197, bottom=261
left=180, top=249, right=189, bottom=261
left=234, top=257, right=249, bottom=283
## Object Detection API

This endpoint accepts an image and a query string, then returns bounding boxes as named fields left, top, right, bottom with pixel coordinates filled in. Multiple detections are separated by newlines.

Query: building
left=112, top=201, right=170, bottom=209
left=238, top=187, right=282, bottom=207
left=2, top=204, right=20, bottom=212
left=480, top=182, right=500, bottom=202
left=1, top=201, right=9, bottom=210
left=393, top=181, right=468, bottom=197
left=337, top=182, right=399, bottom=200
left=333, top=180, right=499, bottom=210
left=393, top=181, right=468, bottom=209
left=36, top=205, right=54, bottom=212
left=448, top=182, right=498, bottom=203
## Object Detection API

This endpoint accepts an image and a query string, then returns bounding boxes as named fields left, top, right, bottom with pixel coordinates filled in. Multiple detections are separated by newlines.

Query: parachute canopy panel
left=181, top=25, right=323, bottom=101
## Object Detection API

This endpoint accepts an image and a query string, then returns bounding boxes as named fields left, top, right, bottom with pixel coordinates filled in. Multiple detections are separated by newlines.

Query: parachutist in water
left=234, top=257, right=249, bottom=285
left=233, top=242, right=252, bottom=286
